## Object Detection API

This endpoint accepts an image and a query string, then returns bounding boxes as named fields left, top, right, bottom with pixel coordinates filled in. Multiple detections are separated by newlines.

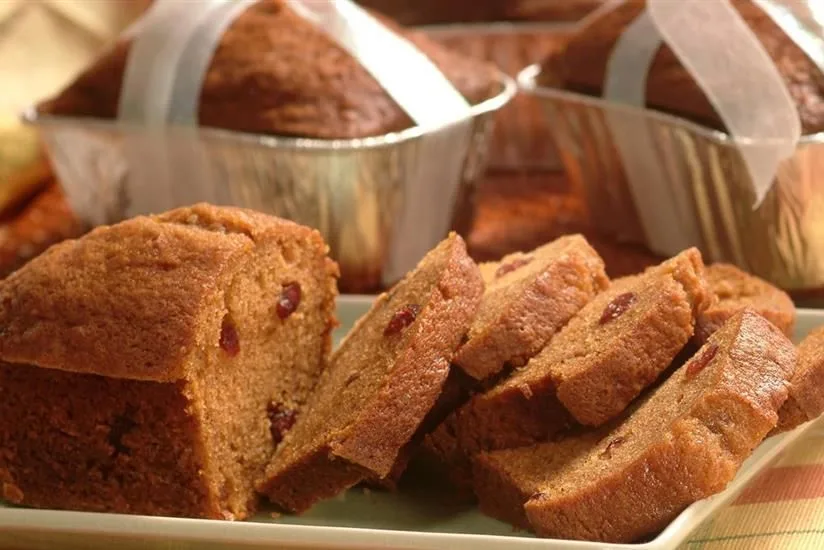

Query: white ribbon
left=600, top=0, right=807, bottom=254
left=113, top=0, right=475, bottom=282
left=118, top=0, right=471, bottom=129
left=285, top=0, right=471, bottom=128
left=647, top=0, right=801, bottom=206
left=603, top=9, right=702, bottom=254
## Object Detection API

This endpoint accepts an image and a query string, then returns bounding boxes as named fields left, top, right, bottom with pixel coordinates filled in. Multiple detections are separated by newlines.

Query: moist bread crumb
left=474, top=310, right=796, bottom=543
left=423, top=248, right=711, bottom=488
left=454, top=235, right=609, bottom=380
left=258, top=233, right=483, bottom=513
left=0, top=204, right=339, bottom=519
left=696, top=263, right=795, bottom=345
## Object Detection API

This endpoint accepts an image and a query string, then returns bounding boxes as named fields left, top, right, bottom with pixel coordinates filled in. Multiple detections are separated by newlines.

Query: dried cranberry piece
left=686, top=344, right=719, bottom=380
left=599, top=292, right=637, bottom=325
left=384, top=304, right=421, bottom=336
left=599, top=435, right=627, bottom=459
left=219, top=315, right=240, bottom=356
left=277, top=282, right=301, bottom=320
left=267, top=403, right=297, bottom=445
left=495, top=256, right=534, bottom=279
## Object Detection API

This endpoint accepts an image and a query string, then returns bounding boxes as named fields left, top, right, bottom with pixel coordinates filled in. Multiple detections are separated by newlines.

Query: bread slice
left=474, top=310, right=796, bottom=542
left=257, top=233, right=483, bottom=513
left=772, top=326, right=824, bottom=435
left=454, top=235, right=608, bottom=380
left=423, top=249, right=711, bottom=487
left=695, top=263, right=795, bottom=345
left=0, top=204, right=338, bottom=519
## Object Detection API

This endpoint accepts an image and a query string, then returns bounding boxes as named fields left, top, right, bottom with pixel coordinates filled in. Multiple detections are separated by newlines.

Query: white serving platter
left=1, top=295, right=822, bottom=550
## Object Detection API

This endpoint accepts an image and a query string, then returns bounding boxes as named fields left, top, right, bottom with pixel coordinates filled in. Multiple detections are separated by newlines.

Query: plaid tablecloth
left=682, top=430, right=824, bottom=549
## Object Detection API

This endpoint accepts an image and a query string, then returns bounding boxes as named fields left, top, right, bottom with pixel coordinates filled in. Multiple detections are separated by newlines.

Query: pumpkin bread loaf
left=424, top=248, right=711, bottom=488
left=539, top=0, right=824, bottom=134
left=0, top=204, right=339, bottom=519
left=39, top=0, right=499, bottom=140
left=474, top=310, right=797, bottom=542
left=772, top=326, right=824, bottom=435
left=258, top=233, right=483, bottom=513
left=695, top=263, right=795, bottom=345
left=454, top=235, right=608, bottom=381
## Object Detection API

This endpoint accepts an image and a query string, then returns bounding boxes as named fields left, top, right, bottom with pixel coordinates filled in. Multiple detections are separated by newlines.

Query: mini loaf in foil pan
left=521, top=0, right=824, bottom=291
left=27, top=0, right=515, bottom=293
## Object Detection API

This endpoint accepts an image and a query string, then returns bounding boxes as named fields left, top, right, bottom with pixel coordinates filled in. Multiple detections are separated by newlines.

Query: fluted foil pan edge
left=24, top=73, right=516, bottom=293
left=519, top=64, right=824, bottom=291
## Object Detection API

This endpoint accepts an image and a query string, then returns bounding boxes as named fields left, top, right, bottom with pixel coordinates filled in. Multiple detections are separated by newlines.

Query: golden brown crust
left=39, top=0, right=499, bottom=140
left=541, top=0, right=824, bottom=134
left=0, top=203, right=333, bottom=382
left=259, top=233, right=483, bottom=512
left=454, top=234, right=609, bottom=380
left=696, top=263, right=795, bottom=345
left=475, top=310, right=796, bottom=543
left=772, top=326, right=824, bottom=435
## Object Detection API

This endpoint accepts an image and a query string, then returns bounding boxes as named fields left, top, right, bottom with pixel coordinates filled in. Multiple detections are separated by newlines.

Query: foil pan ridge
left=520, top=64, right=824, bottom=290
left=25, top=73, right=515, bottom=294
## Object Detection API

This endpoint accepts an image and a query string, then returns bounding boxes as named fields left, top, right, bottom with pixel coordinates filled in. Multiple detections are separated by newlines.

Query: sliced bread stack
left=0, top=213, right=816, bottom=544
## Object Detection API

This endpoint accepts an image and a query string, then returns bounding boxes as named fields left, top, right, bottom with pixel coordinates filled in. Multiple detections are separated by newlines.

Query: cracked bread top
left=0, top=203, right=338, bottom=382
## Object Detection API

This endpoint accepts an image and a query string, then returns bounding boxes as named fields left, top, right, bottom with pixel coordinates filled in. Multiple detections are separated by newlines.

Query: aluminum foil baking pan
left=23, top=73, right=515, bottom=293
left=423, top=22, right=575, bottom=171
left=519, top=63, right=824, bottom=291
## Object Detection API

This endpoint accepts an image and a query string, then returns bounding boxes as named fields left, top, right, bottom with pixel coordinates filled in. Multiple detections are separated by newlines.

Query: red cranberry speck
left=686, top=344, right=719, bottom=379
left=219, top=315, right=240, bottom=357
left=277, top=282, right=301, bottom=320
left=384, top=304, right=421, bottom=336
left=599, top=292, right=637, bottom=325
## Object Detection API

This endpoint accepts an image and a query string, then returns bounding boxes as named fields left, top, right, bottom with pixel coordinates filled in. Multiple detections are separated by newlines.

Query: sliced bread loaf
left=454, top=235, right=608, bottom=380
left=257, top=233, right=483, bottom=512
left=474, top=310, right=796, bottom=542
left=0, top=204, right=338, bottom=519
left=423, top=249, right=711, bottom=488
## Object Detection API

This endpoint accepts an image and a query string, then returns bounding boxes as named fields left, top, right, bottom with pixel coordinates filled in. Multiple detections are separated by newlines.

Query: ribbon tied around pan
left=117, top=0, right=471, bottom=129
left=113, top=0, right=476, bottom=286
left=601, top=0, right=815, bottom=253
